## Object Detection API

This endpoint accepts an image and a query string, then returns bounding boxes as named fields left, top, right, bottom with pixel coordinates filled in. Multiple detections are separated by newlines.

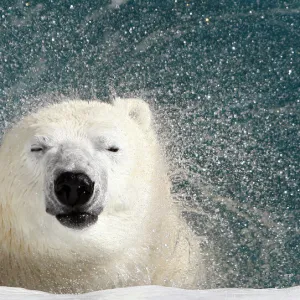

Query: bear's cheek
left=107, top=153, right=136, bottom=185
left=23, top=153, right=47, bottom=188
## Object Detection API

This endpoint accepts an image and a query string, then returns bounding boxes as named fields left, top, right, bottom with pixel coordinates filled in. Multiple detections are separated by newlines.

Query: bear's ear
left=113, top=98, right=152, bottom=130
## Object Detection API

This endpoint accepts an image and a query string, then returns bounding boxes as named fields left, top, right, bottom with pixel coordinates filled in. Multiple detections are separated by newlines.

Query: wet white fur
left=0, top=98, right=205, bottom=293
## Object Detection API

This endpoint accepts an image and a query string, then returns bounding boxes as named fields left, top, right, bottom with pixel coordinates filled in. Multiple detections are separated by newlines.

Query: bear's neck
left=0, top=246, right=153, bottom=293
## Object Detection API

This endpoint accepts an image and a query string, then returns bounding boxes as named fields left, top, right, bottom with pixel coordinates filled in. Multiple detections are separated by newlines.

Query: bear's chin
left=56, top=213, right=98, bottom=230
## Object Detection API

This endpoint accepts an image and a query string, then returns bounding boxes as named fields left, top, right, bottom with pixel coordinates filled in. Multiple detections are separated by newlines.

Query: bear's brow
left=32, top=135, right=53, bottom=145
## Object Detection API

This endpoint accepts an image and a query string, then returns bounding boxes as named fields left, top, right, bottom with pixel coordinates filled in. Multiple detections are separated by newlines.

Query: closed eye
left=107, top=146, right=119, bottom=152
left=30, top=135, right=52, bottom=154
left=30, top=145, right=48, bottom=153
left=31, top=147, right=44, bottom=152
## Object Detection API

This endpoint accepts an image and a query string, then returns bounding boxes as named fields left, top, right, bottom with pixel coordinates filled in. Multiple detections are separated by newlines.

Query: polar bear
left=0, top=98, right=206, bottom=293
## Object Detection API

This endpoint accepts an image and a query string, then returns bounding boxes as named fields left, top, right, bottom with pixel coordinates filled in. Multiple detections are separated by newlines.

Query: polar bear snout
left=43, top=142, right=108, bottom=229
left=54, top=172, right=95, bottom=208
left=46, top=170, right=106, bottom=230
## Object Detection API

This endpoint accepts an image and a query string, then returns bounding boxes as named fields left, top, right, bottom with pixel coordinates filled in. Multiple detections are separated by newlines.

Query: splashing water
left=0, top=0, right=299, bottom=289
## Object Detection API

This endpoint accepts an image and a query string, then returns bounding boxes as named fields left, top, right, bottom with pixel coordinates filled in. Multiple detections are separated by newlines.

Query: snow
left=1, top=285, right=300, bottom=300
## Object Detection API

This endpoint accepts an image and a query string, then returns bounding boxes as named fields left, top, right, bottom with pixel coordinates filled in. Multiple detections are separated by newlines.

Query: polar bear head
left=0, top=98, right=162, bottom=259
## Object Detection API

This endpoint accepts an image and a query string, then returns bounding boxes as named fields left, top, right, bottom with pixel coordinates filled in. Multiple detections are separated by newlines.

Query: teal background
left=0, top=0, right=299, bottom=289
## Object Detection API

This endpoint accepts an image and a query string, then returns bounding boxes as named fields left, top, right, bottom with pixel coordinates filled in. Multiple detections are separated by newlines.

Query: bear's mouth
left=56, top=212, right=98, bottom=230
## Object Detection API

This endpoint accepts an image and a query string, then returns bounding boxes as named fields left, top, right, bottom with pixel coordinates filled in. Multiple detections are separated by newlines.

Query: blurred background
left=0, top=0, right=299, bottom=289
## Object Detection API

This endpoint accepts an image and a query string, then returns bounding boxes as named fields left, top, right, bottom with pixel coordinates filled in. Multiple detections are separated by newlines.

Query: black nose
left=54, top=172, right=94, bottom=207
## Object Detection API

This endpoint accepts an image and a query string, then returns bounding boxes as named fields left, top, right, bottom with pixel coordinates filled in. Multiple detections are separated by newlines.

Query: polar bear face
left=0, top=99, right=156, bottom=257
